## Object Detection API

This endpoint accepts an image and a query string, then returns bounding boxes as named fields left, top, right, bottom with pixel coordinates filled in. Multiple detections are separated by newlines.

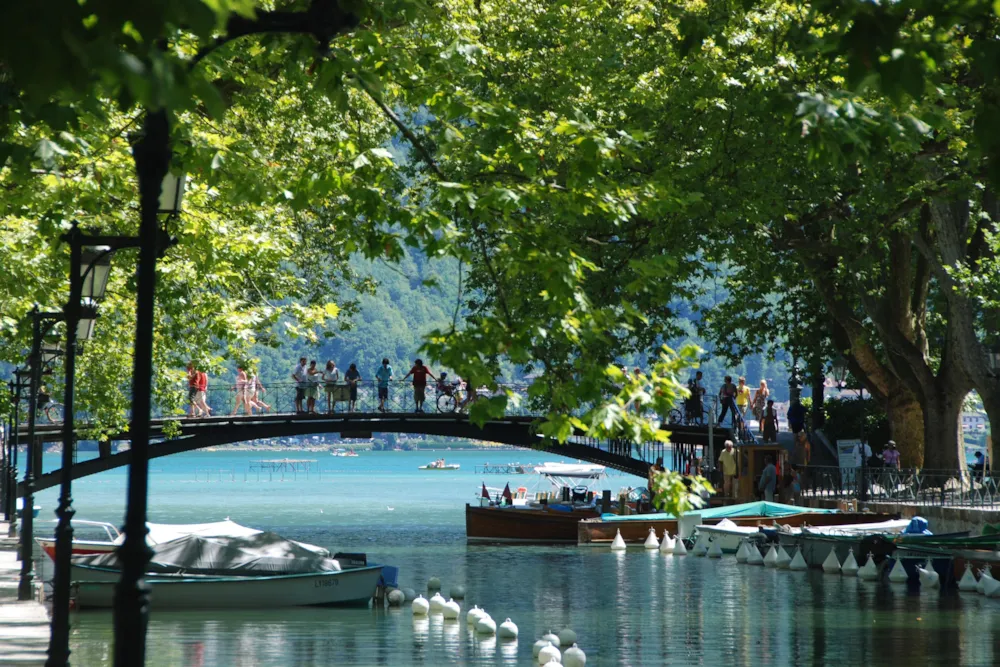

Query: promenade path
left=0, top=522, right=47, bottom=666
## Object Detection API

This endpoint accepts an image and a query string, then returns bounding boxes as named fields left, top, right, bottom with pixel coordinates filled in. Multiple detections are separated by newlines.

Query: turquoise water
left=27, top=450, right=1000, bottom=666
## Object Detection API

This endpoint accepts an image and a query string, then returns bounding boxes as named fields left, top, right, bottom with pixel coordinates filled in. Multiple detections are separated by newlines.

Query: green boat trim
left=600, top=501, right=840, bottom=522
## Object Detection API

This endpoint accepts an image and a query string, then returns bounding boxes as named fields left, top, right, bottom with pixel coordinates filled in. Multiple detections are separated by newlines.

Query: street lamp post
left=19, top=308, right=65, bottom=601
left=6, top=369, right=28, bottom=538
left=114, top=111, right=181, bottom=667
left=46, top=227, right=108, bottom=667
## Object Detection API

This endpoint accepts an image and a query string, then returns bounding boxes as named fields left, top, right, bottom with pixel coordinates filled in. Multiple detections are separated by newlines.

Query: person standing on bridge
left=345, top=363, right=361, bottom=412
left=306, top=360, right=321, bottom=414
left=292, top=357, right=308, bottom=414
left=322, top=360, right=341, bottom=413
left=717, top=375, right=738, bottom=426
left=187, top=362, right=202, bottom=418
left=403, top=359, right=436, bottom=413
left=232, top=365, right=250, bottom=416
left=375, top=358, right=394, bottom=413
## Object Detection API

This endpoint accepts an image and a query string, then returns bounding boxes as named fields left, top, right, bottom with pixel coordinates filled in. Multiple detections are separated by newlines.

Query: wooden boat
left=770, top=519, right=918, bottom=569
left=577, top=501, right=894, bottom=545
left=466, top=503, right=599, bottom=543
left=72, top=566, right=384, bottom=608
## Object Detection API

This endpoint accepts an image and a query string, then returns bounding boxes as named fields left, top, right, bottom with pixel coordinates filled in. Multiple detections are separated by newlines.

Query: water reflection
left=68, top=545, right=1000, bottom=667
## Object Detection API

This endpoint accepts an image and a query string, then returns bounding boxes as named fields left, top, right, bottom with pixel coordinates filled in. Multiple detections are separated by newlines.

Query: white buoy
left=888, top=556, right=908, bottom=584
left=533, top=639, right=552, bottom=658
left=387, top=588, right=405, bottom=606
left=672, top=537, right=688, bottom=556
left=450, top=585, right=466, bottom=599
left=660, top=531, right=676, bottom=554
left=558, top=628, right=577, bottom=646
left=775, top=545, right=793, bottom=569
left=977, top=568, right=994, bottom=595
left=467, top=605, right=485, bottom=625
left=822, top=548, right=842, bottom=574
left=411, top=595, right=430, bottom=615
left=692, top=533, right=709, bottom=557
left=958, top=563, right=979, bottom=592
left=476, top=615, right=497, bottom=635
left=402, top=587, right=417, bottom=602
left=735, top=540, right=749, bottom=563
left=763, top=545, right=779, bottom=568
left=644, top=527, right=660, bottom=549
left=789, top=547, right=808, bottom=571
left=443, top=599, right=461, bottom=619
left=427, top=576, right=442, bottom=590
left=858, top=553, right=879, bottom=581
left=707, top=539, right=724, bottom=559
left=541, top=631, right=561, bottom=648
left=538, top=643, right=562, bottom=665
left=982, top=575, right=1000, bottom=598
left=564, top=643, right=587, bottom=667
left=917, top=560, right=940, bottom=589
left=610, top=529, right=627, bottom=551
left=841, top=548, right=859, bottom=576
left=498, top=618, right=519, bottom=638
left=429, top=592, right=447, bottom=613
left=746, top=543, right=764, bottom=565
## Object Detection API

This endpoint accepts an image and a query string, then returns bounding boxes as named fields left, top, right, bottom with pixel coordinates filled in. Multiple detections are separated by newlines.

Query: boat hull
left=578, top=512, right=893, bottom=546
left=37, top=538, right=117, bottom=561
left=72, top=565, right=384, bottom=609
left=466, top=504, right=599, bottom=543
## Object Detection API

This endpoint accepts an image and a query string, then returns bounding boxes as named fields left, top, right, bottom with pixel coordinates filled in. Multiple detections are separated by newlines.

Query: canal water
left=30, top=450, right=1000, bottom=666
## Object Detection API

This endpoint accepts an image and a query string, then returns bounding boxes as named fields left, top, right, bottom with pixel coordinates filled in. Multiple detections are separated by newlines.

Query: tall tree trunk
left=886, top=391, right=924, bottom=467
left=810, top=362, right=826, bottom=430
left=921, top=386, right=965, bottom=469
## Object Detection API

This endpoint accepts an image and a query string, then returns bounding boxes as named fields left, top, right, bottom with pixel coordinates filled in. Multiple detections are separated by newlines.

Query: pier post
left=18, top=312, right=42, bottom=602
left=601, top=490, right=611, bottom=514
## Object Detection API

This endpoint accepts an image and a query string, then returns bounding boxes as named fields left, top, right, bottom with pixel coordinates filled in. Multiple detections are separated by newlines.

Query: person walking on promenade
left=187, top=362, right=203, bottom=417
left=687, top=370, right=706, bottom=423
left=788, top=464, right=802, bottom=505
left=292, top=357, right=308, bottom=414
left=232, top=365, right=249, bottom=415
left=403, top=359, right=436, bottom=413
left=717, top=375, right=738, bottom=426
left=248, top=367, right=270, bottom=413
left=882, top=440, right=901, bottom=470
left=759, top=455, right=777, bottom=502
left=787, top=398, right=806, bottom=435
left=735, top=377, right=751, bottom=417
left=306, top=360, right=321, bottom=414
left=195, top=367, right=211, bottom=416
left=375, top=358, right=394, bottom=412
left=719, top=440, right=738, bottom=498
left=345, top=363, right=361, bottom=412
left=322, top=360, right=341, bottom=413
left=762, top=399, right=779, bottom=443
left=751, top=380, right=769, bottom=433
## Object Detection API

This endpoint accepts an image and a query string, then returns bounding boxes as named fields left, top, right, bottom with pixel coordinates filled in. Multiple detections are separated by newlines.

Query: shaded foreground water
left=30, top=450, right=1000, bottom=666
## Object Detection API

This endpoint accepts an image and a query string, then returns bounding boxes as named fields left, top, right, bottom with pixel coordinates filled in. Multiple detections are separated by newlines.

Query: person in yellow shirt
left=718, top=440, right=738, bottom=497
left=735, top=376, right=751, bottom=417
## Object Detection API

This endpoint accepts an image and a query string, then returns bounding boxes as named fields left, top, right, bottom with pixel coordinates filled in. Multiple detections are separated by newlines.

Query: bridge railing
left=193, top=381, right=535, bottom=418
left=800, top=465, right=1000, bottom=508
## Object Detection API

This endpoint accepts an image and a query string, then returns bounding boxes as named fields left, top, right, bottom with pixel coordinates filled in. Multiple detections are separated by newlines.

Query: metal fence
left=800, top=465, right=1000, bottom=509
left=193, top=381, right=535, bottom=418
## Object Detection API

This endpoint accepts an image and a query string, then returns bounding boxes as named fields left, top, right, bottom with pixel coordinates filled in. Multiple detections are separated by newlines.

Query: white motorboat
left=71, top=532, right=382, bottom=608
left=695, top=519, right=764, bottom=553
left=419, top=459, right=460, bottom=470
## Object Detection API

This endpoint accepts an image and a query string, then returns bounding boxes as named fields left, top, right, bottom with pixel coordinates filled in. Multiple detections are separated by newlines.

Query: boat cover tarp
left=599, top=501, right=840, bottom=522
left=534, top=463, right=606, bottom=478
left=76, top=532, right=341, bottom=576
left=109, top=520, right=329, bottom=556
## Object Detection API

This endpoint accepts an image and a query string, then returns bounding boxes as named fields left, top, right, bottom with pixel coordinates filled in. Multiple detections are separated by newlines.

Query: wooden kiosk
left=735, top=443, right=789, bottom=503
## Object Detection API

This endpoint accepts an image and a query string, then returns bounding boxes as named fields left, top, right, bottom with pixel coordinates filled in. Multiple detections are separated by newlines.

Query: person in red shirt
left=195, top=369, right=212, bottom=416
left=403, top=359, right=437, bottom=413
left=186, top=361, right=201, bottom=417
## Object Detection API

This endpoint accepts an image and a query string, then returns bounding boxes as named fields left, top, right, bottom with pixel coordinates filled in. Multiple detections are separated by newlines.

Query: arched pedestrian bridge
left=16, top=382, right=734, bottom=496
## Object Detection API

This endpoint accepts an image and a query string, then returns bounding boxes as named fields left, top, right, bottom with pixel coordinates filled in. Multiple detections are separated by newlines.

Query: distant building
left=962, top=411, right=989, bottom=433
